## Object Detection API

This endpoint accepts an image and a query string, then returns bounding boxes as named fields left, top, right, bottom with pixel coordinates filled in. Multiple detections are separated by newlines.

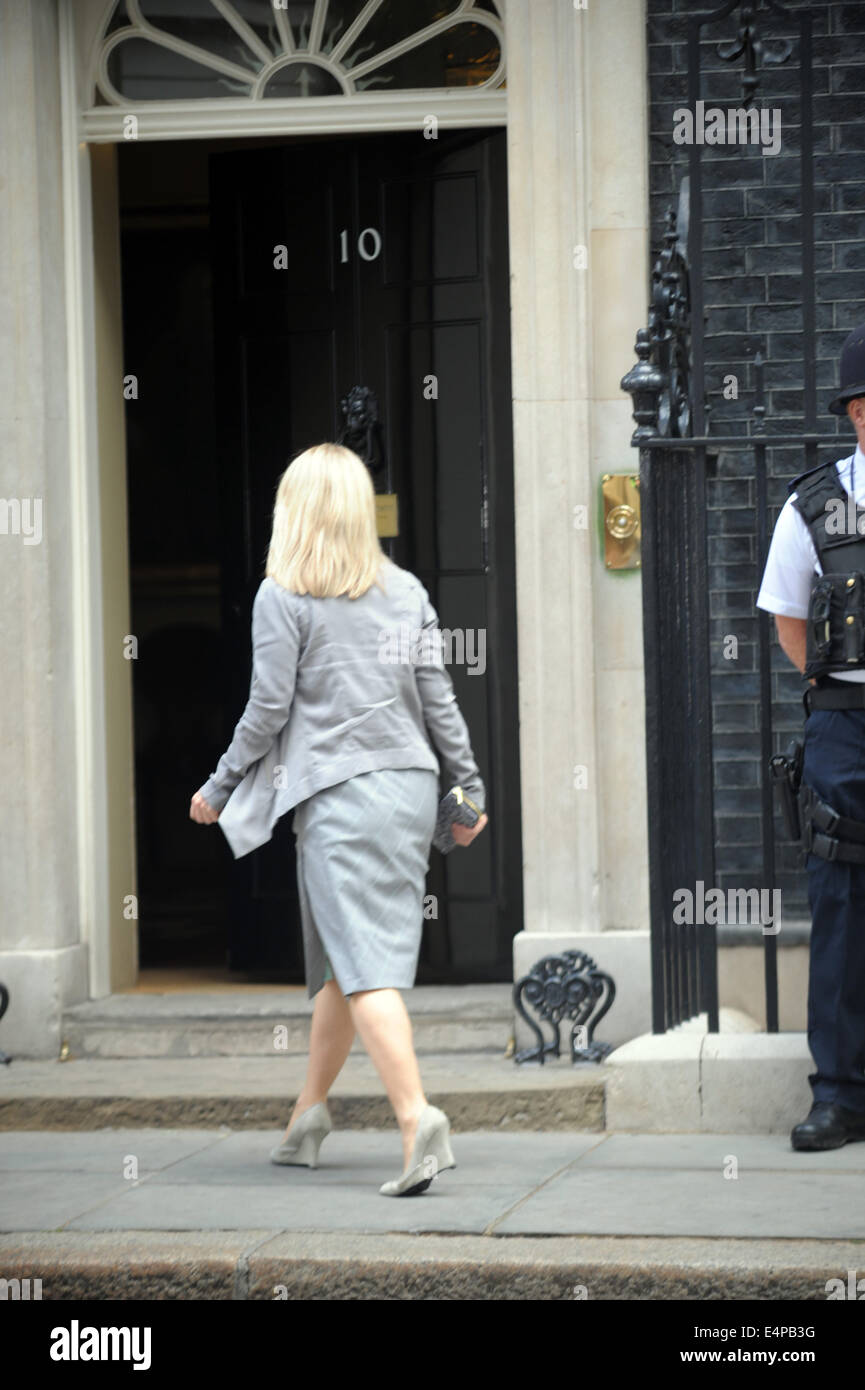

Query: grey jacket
left=197, top=558, right=486, bottom=859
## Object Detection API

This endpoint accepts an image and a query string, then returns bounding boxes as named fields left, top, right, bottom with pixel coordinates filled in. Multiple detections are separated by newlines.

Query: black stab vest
left=789, top=458, right=865, bottom=679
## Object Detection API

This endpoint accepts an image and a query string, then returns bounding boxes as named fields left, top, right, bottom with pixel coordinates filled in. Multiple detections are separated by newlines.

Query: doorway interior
left=117, top=129, right=522, bottom=988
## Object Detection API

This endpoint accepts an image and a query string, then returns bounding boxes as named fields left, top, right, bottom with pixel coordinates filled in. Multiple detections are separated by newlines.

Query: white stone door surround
left=8, top=0, right=654, bottom=1059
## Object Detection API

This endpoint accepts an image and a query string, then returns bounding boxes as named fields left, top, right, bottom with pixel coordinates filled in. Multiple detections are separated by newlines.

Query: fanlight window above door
left=94, top=0, right=504, bottom=104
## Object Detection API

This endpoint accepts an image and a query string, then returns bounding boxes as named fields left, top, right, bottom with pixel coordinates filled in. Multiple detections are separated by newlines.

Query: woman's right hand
left=452, top=812, right=488, bottom=847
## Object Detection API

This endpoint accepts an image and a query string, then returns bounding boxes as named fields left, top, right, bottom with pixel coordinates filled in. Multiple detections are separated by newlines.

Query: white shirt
left=756, top=444, right=865, bottom=682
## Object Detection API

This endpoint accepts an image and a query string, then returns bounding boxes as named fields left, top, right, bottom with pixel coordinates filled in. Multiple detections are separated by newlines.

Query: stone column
left=0, top=0, right=89, bottom=1056
left=505, top=0, right=651, bottom=1045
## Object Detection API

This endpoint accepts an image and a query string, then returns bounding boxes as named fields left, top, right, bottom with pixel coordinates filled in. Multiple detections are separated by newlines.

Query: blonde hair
left=265, top=442, right=388, bottom=599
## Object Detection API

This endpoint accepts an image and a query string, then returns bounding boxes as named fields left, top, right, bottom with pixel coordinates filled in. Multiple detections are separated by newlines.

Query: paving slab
left=0, top=1130, right=601, bottom=1236
left=575, top=1131, right=865, bottom=1172
left=495, top=1167, right=865, bottom=1239
left=0, top=1173, right=138, bottom=1233
left=2, top=1128, right=864, bottom=1243
left=0, top=1129, right=228, bottom=1173
left=62, top=1181, right=529, bottom=1236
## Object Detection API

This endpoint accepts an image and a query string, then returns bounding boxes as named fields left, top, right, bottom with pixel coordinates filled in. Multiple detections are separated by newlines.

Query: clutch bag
left=433, top=786, right=482, bottom=855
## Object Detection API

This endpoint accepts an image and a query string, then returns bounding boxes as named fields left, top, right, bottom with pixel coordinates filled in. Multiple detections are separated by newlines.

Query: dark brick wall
left=646, top=0, right=865, bottom=917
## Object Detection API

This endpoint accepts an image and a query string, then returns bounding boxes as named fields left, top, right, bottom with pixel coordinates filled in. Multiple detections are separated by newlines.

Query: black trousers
left=802, top=705, right=865, bottom=1112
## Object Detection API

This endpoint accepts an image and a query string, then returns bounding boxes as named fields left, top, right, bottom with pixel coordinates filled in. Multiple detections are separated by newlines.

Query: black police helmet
left=828, top=322, right=865, bottom=415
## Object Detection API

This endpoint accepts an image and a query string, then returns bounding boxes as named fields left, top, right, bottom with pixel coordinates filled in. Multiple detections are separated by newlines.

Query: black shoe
left=791, top=1101, right=865, bottom=1151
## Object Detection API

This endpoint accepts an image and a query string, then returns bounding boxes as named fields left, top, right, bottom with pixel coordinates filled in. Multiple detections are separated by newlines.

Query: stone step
left=2, top=1230, right=856, bottom=1301
left=60, top=984, right=516, bottom=1059
left=0, top=1053, right=605, bottom=1132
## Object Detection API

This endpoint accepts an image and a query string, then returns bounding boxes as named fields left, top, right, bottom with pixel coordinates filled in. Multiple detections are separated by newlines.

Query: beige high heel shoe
left=270, top=1101, right=332, bottom=1168
left=379, top=1104, right=456, bottom=1196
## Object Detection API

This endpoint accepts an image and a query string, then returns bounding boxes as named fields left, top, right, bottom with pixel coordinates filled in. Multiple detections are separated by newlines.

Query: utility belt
left=770, top=732, right=865, bottom=864
left=804, top=676, right=865, bottom=715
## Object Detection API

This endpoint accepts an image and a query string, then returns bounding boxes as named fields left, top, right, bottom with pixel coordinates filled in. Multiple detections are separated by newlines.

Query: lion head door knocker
left=337, top=385, right=387, bottom=479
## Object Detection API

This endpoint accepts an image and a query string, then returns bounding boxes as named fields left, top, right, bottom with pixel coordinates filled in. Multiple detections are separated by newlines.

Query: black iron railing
left=621, top=0, right=847, bottom=1034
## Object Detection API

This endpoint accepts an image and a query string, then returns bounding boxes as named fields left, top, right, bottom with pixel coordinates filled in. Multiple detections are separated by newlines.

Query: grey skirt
left=291, top=767, right=439, bottom=998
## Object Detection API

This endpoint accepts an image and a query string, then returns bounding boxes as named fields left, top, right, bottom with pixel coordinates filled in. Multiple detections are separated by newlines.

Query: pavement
left=2, top=1122, right=864, bottom=1299
left=2, top=1041, right=863, bottom=1300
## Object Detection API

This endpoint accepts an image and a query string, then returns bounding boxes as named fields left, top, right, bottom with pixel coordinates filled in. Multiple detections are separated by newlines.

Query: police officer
left=757, top=324, right=865, bottom=1150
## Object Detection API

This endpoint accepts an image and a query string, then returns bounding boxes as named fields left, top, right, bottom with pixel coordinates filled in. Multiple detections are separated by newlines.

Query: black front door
left=209, top=129, right=521, bottom=982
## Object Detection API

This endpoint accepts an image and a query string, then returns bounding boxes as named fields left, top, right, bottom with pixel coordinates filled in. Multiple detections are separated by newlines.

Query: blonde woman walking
left=190, top=443, right=488, bottom=1196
